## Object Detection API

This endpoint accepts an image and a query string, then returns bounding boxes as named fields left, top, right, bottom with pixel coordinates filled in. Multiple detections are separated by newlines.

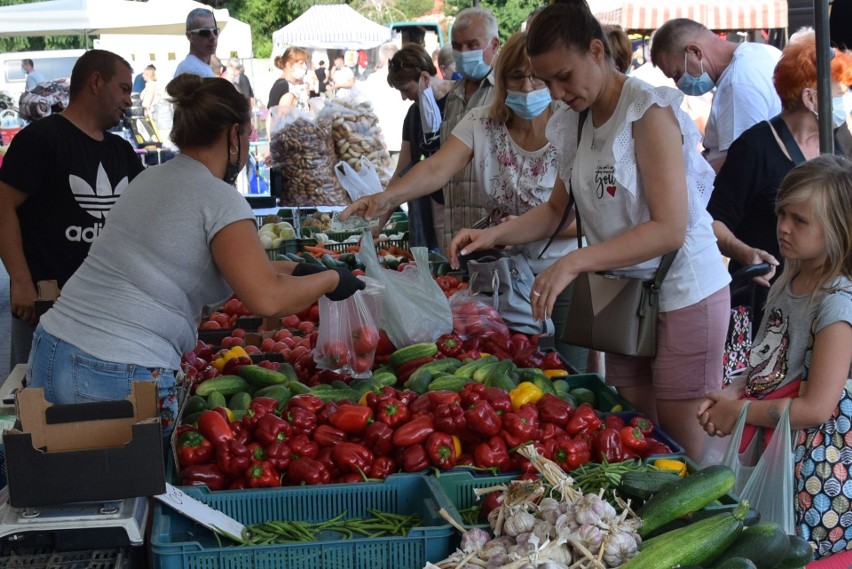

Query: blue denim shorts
left=27, top=324, right=178, bottom=435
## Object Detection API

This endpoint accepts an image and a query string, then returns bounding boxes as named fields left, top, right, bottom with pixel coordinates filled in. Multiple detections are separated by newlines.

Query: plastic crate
left=433, top=470, right=520, bottom=530
left=563, top=373, right=635, bottom=413
left=613, top=412, right=685, bottom=456
left=0, top=548, right=129, bottom=569
left=264, top=239, right=298, bottom=261
left=150, top=475, right=455, bottom=569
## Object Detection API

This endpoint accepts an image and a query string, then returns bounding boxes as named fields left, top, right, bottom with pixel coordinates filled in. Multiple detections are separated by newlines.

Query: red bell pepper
left=216, top=439, right=252, bottom=478
left=247, top=441, right=267, bottom=462
left=254, top=413, right=292, bottom=446
left=337, top=473, right=366, bottom=484
left=397, top=389, right=418, bottom=408
left=375, top=329, right=396, bottom=356
left=399, top=443, right=430, bottom=472
left=245, top=460, right=281, bottom=488
left=176, top=431, right=213, bottom=468
left=397, top=356, right=437, bottom=382
left=286, top=406, right=318, bottom=435
left=288, top=433, right=319, bottom=459
left=605, top=414, right=626, bottom=431
left=264, top=440, right=291, bottom=472
left=365, top=387, right=396, bottom=412
left=566, top=403, right=602, bottom=436
left=642, top=436, right=673, bottom=457
left=540, top=422, right=567, bottom=444
left=411, top=390, right=461, bottom=414
left=629, top=415, right=655, bottom=436
left=286, top=457, right=331, bottom=485
left=316, top=447, right=341, bottom=479
left=287, top=394, right=325, bottom=413
left=484, top=387, right=512, bottom=414
left=592, top=427, right=624, bottom=463
left=197, top=410, right=234, bottom=448
left=425, top=432, right=458, bottom=470
left=511, top=441, right=546, bottom=474
left=509, top=333, right=531, bottom=353
left=514, top=346, right=545, bottom=368
left=552, top=437, right=591, bottom=471
left=540, top=351, right=564, bottom=371
left=460, top=382, right=487, bottom=407
left=230, top=420, right=253, bottom=445
left=433, top=402, right=466, bottom=435
left=501, top=404, right=540, bottom=447
left=376, top=398, right=409, bottom=428
left=329, top=404, right=373, bottom=434
left=436, top=333, right=463, bottom=357
left=479, top=491, right=503, bottom=521
left=313, top=424, right=347, bottom=447
left=228, top=478, right=247, bottom=490
left=364, top=420, right=394, bottom=456
left=392, top=414, right=435, bottom=447
left=332, top=442, right=374, bottom=474
left=473, top=436, right=511, bottom=471
left=316, top=401, right=340, bottom=425
left=180, top=463, right=227, bottom=490
left=620, top=426, right=648, bottom=454
left=456, top=350, right=481, bottom=362
left=367, top=456, right=398, bottom=479
left=465, top=401, right=502, bottom=437
left=537, top=394, right=574, bottom=426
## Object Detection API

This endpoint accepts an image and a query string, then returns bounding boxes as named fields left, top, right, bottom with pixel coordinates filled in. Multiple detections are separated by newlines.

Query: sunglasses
left=388, top=60, right=418, bottom=72
left=188, top=27, right=220, bottom=38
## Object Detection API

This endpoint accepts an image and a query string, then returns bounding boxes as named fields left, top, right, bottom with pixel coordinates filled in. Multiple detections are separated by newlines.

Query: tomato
left=245, top=345, right=261, bottom=354
left=352, top=325, right=379, bottom=356
left=210, top=312, right=230, bottom=327
left=282, top=314, right=301, bottom=329
left=231, top=328, right=246, bottom=339
left=307, top=304, right=321, bottom=323
left=199, top=320, right=221, bottom=330
left=274, top=329, right=293, bottom=341
left=351, top=354, right=373, bottom=374
left=260, top=337, right=276, bottom=352
left=222, top=298, right=242, bottom=315
left=298, top=321, right=316, bottom=335
left=322, top=341, right=350, bottom=368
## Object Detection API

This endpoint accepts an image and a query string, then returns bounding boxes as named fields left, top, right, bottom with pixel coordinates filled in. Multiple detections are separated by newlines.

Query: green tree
left=444, top=0, right=546, bottom=42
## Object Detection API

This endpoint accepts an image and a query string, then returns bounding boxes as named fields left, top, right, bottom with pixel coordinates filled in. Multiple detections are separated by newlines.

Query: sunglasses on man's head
left=188, top=27, right=219, bottom=38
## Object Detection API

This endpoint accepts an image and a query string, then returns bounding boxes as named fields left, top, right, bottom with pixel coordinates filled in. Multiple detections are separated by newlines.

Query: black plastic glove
left=326, top=268, right=366, bottom=301
left=292, top=262, right=328, bottom=276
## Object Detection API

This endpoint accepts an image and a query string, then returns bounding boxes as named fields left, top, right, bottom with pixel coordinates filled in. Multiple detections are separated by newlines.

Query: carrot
left=302, top=245, right=328, bottom=256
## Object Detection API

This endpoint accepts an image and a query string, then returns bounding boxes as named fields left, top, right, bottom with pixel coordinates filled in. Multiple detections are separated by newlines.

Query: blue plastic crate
left=613, top=411, right=685, bottom=456
left=150, top=474, right=455, bottom=569
left=433, top=470, right=520, bottom=531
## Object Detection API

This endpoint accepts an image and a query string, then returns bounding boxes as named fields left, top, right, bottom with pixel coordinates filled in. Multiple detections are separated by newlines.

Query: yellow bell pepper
left=510, top=382, right=544, bottom=409
left=543, top=369, right=570, bottom=379
left=654, top=458, right=687, bottom=477
left=358, top=391, right=370, bottom=406
left=451, top=435, right=462, bottom=457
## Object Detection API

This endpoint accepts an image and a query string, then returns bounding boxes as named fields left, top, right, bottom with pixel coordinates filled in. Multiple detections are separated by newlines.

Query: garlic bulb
left=460, top=528, right=491, bottom=553
left=504, top=510, right=536, bottom=536
left=573, top=523, right=604, bottom=555
left=538, top=497, right=561, bottom=513
left=532, top=519, right=556, bottom=542
left=537, top=561, right=570, bottom=569
left=574, top=494, right=615, bottom=525
left=547, top=544, right=573, bottom=565
left=602, top=531, right=640, bottom=566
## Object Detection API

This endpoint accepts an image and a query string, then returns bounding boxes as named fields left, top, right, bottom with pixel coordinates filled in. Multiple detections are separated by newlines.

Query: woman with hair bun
left=26, top=74, right=365, bottom=434
left=268, top=47, right=311, bottom=111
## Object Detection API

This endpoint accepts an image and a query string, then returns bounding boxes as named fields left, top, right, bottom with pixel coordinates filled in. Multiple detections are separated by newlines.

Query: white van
left=0, top=49, right=85, bottom=107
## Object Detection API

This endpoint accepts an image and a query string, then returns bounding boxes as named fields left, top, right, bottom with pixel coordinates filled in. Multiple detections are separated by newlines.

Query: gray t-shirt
left=42, top=154, right=254, bottom=369
left=174, top=54, right=215, bottom=78
left=746, top=276, right=852, bottom=397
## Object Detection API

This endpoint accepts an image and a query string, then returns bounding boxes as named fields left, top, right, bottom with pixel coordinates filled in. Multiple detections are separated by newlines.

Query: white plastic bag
left=360, top=232, right=452, bottom=347
left=718, top=401, right=763, bottom=494
left=334, top=157, right=383, bottom=201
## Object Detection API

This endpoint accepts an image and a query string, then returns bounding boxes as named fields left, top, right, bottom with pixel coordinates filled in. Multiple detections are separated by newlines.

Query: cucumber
left=181, top=410, right=204, bottom=426
left=717, top=558, right=757, bottom=569
left=227, top=391, right=252, bottom=411
left=552, top=379, right=570, bottom=393
left=483, top=361, right=517, bottom=391
left=184, top=395, right=208, bottom=415
left=623, top=502, right=750, bottom=569
left=195, top=375, right=250, bottom=397
left=516, top=367, right=547, bottom=382
left=472, top=362, right=500, bottom=383
left=286, top=379, right=311, bottom=395
left=637, top=464, right=736, bottom=538
left=529, top=374, right=557, bottom=396
left=388, top=343, right=439, bottom=369
left=419, top=358, right=464, bottom=374
left=569, top=387, right=596, bottom=406
left=252, top=385, right=292, bottom=406
left=773, top=535, right=813, bottom=569
left=427, top=375, right=475, bottom=392
left=403, top=367, right=435, bottom=394
left=619, top=470, right=681, bottom=501
left=454, top=355, right=499, bottom=378
left=310, top=389, right=359, bottom=402
left=206, top=391, right=227, bottom=410
left=710, top=523, right=788, bottom=569
left=371, top=371, right=398, bottom=387
left=238, top=364, right=290, bottom=387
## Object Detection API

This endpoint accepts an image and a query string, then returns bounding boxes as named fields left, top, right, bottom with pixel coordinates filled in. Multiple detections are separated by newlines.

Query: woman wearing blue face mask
left=344, top=32, right=589, bottom=371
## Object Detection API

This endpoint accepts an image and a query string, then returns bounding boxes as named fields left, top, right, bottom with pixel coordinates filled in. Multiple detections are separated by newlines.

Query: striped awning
left=272, top=4, right=391, bottom=52
left=590, top=0, right=788, bottom=31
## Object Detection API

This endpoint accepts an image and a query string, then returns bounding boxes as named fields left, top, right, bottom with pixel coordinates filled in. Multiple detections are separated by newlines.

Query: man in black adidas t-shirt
left=0, top=49, right=143, bottom=368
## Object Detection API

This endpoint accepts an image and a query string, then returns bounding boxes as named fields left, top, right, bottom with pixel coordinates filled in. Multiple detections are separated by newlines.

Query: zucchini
left=238, top=364, right=290, bottom=387
left=716, top=558, right=757, bottom=569
left=195, top=375, right=249, bottom=397
left=773, top=535, right=813, bottom=569
left=619, top=470, right=681, bottom=501
left=388, top=343, right=439, bottom=369
left=710, top=523, right=788, bottom=569
left=623, top=501, right=750, bottom=569
left=637, top=464, right=736, bottom=538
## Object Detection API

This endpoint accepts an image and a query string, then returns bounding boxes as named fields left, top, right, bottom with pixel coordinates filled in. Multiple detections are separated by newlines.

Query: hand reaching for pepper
left=529, top=254, right=581, bottom=322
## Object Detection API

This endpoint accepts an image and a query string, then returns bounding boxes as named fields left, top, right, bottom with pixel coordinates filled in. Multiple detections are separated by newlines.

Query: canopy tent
left=588, top=0, right=788, bottom=31
left=272, top=4, right=391, bottom=53
left=0, top=0, right=230, bottom=39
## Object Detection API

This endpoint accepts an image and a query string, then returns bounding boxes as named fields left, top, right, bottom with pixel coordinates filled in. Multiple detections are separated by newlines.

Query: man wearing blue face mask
left=651, top=19, right=781, bottom=172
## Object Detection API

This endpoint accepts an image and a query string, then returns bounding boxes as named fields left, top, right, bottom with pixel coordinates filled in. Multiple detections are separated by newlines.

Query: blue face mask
left=453, top=49, right=492, bottom=81
left=505, top=87, right=552, bottom=120
left=676, top=51, right=715, bottom=96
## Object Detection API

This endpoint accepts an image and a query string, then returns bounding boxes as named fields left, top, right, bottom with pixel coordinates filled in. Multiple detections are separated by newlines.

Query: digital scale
left=0, top=487, right=147, bottom=554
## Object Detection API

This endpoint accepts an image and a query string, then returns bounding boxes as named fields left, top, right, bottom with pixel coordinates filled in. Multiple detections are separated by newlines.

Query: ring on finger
left=532, top=291, right=541, bottom=297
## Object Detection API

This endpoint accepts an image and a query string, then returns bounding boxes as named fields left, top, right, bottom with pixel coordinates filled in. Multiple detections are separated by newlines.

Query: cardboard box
left=4, top=382, right=165, bottom=508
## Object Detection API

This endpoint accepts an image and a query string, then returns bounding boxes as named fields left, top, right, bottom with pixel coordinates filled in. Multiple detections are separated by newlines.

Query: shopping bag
left=360, top=232, right=452, bottom=347
left=718, top=401, right=763, bottom=495
left=334, top=157, right=383, bottom=201
left=313, top=276, right=384, bottom=378
left=740, top=399, right=795, bottom=534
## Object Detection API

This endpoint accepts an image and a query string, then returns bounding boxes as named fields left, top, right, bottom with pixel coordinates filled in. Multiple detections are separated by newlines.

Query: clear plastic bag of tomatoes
left=448, top=289, right=511, bottom=340
left=313, top=275, right=385, bottom=378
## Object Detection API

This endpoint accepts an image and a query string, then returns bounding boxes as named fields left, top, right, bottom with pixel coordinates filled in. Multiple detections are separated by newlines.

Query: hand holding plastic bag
left=334, top=157, right=383, bottom=202
left=360, top=232, right=452, bottom=347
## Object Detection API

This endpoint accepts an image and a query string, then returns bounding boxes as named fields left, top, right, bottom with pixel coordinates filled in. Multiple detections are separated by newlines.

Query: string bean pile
left=244, top=510, right=422, bottom=545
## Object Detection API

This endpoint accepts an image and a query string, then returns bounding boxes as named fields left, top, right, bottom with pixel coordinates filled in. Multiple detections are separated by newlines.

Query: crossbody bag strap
left=650, top=250, right=678, bottom=292
left=538, top=109, right=588, bottom=259
left=768, top=114, right=807, bottom=166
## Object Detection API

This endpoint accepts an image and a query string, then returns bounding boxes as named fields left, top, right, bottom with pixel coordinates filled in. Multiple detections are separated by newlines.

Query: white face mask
left=831, top=92, right=852, bottom=129
left=292, top=66, right=307, bottom=80
left=418, top=76, right=442, bottom=135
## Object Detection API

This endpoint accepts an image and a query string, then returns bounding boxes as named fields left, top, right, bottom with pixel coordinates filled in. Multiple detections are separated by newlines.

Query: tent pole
left=814, top=0, right=833, bottom=154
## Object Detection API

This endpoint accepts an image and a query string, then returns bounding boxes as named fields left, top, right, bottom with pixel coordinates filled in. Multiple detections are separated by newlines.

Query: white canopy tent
left=272, top=4, right=391, bottom=54
left=587, top=0, right=788, bottom=31
left=0, top=0, right=230, bottom=41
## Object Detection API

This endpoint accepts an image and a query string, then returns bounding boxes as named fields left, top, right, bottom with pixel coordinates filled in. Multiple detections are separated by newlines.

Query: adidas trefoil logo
left=69, top=162, right=129, bottom=220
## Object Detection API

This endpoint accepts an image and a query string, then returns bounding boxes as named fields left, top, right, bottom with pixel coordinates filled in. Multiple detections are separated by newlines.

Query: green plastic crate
left=433, top=470, right=520, bottom=530
left=264, top=239, right=298, bottom=260
left=564, top=373, right=635, bottom=413
left=150, top=475, right=455, bottom=569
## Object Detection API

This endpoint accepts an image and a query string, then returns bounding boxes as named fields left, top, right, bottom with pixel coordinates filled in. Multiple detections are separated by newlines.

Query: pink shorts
left=606, top=286, right=730, bottom=400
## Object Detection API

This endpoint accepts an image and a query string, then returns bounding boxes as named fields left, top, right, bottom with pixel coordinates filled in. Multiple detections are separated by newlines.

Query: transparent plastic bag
left=313, top=276, right=384, bottom=378
left=717, top=401, right=762, bottom=494
left=360, top=232, right=452, bottom=347
left=447, top=288, right=511, bottom=341
left=334, top=156, right=383, bottom=201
